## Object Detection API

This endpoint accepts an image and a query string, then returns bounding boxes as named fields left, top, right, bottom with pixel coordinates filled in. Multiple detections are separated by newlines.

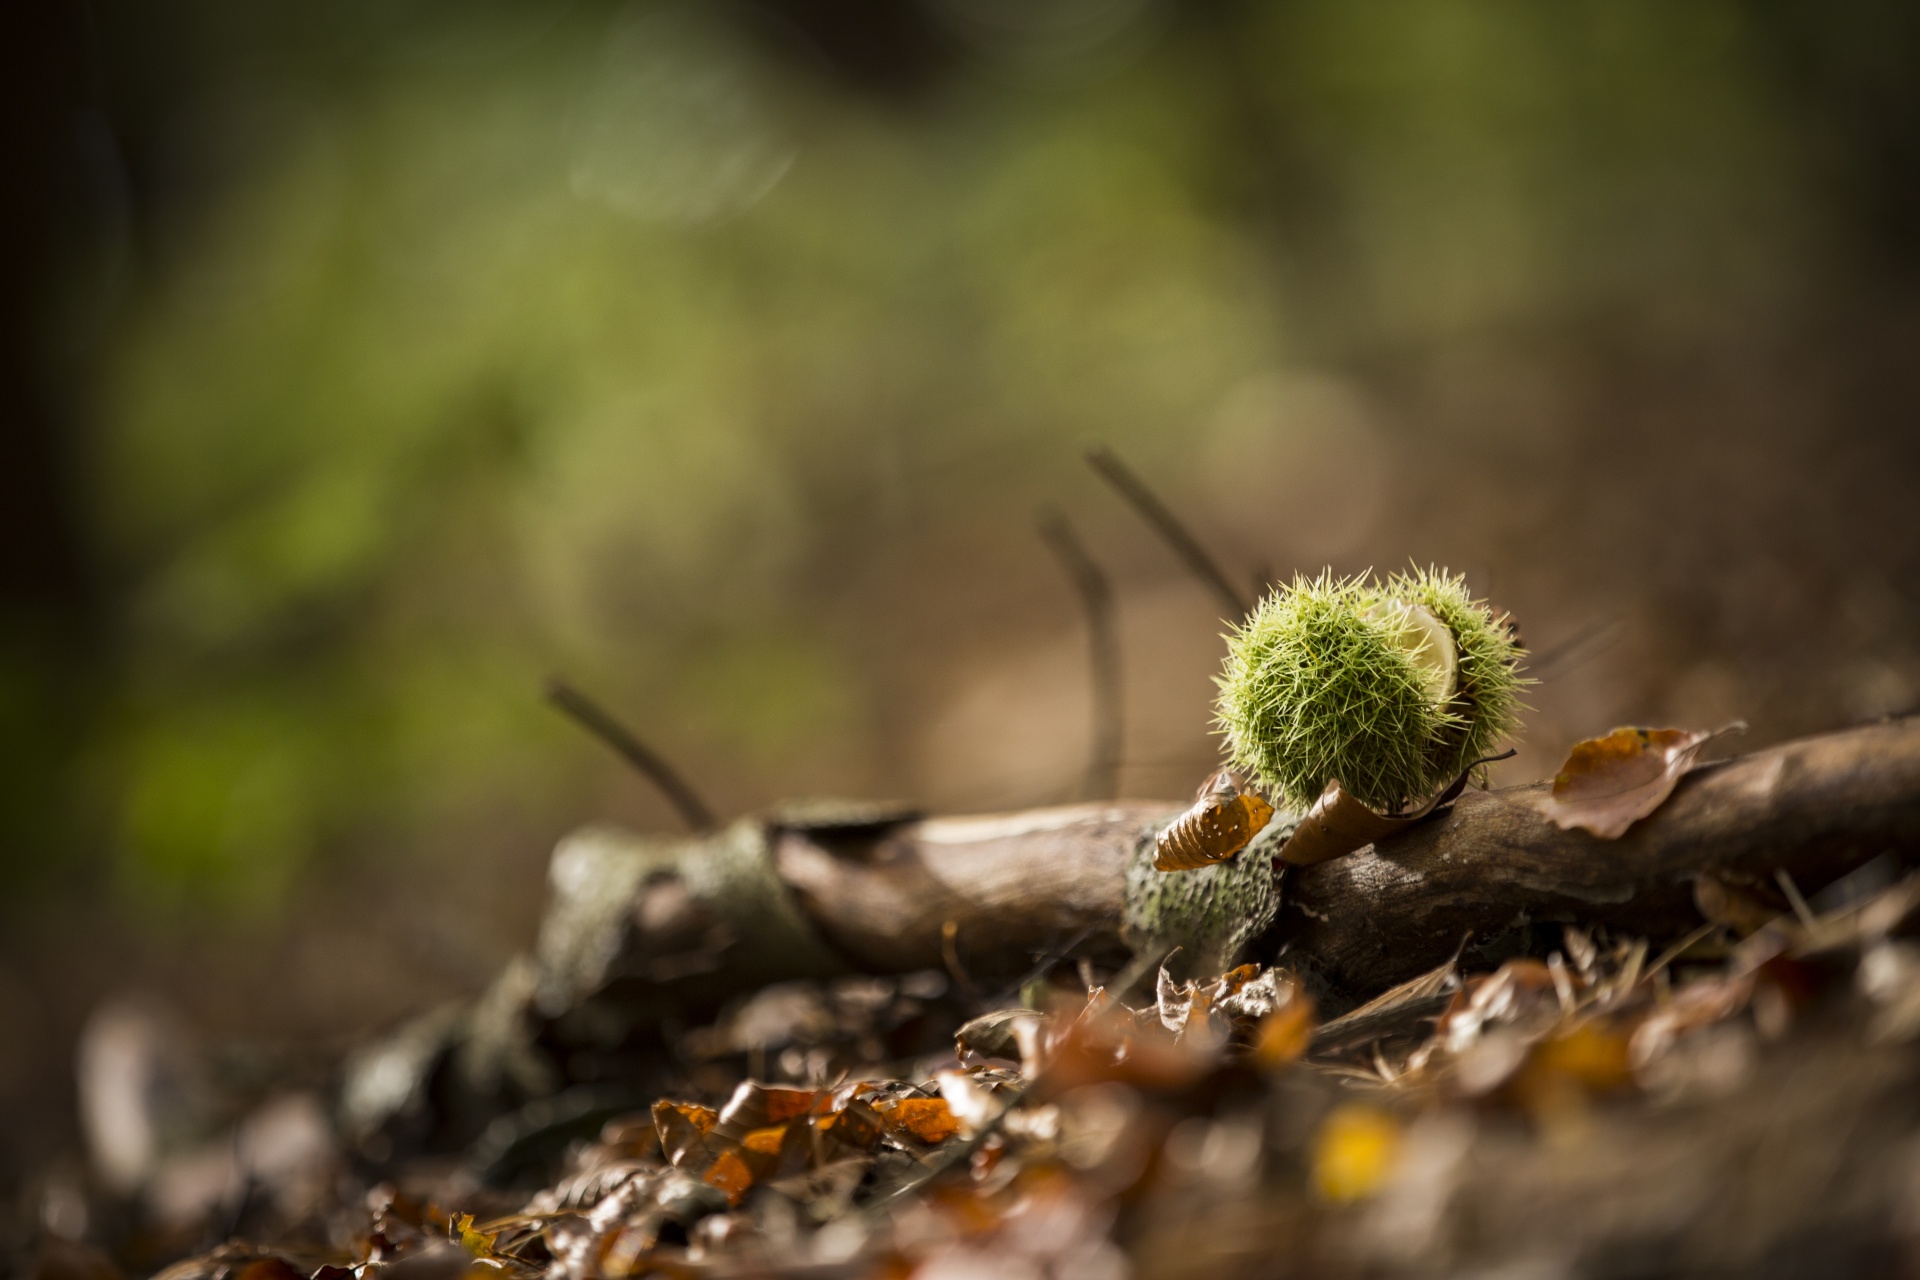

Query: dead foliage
left=52, top=858, right=1920, bottom=1280
left=1540, top=724, right=1741, bottom=838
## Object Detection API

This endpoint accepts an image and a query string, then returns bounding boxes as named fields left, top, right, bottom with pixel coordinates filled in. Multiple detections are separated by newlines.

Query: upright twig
left=1038, top=510, right=1123, bottom=802
left=1525, top=615, right=1620, bottom=680
left=544, top=677, right=718, bottom=831
left=1084, top=444, right=1251, bottom=618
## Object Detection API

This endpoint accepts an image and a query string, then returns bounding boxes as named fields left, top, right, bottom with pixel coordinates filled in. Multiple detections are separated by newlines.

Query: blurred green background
left=3, top=0, right=1918, bottom=1187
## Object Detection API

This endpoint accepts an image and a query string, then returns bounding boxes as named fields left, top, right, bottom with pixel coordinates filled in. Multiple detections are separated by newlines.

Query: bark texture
left=1284, top=718, right=1920, bottom=1001
left=765, top=720, right=1920, bottom=1004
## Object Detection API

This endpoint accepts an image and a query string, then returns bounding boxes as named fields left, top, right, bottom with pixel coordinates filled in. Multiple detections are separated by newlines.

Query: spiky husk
left=1388, top=566, right=1527, bottom=790
left=1215, top=569, right=1526, bottom=813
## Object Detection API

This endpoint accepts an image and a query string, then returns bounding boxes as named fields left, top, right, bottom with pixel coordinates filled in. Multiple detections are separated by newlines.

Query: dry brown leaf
left=1627, top=972, right=1756, bottom=1069
left=653, top=1100, right=721, bottom=1174
left=1512, top=1021, right=1635, bottom=1112
left=701, top=1148, right=757, bottom=1205
left=230, top=1261, right=303, bottom=1280
left=817, top=1098, right=884, bottom=1153
left=1216, top=963, right=1262, bottom=995
left=1275, top=753, right=1508, bottom=867
left=1541, top=724, right=1739, bottom=838
left=1254, top=997, right=1316, bottom=1068
left=1031, top=1001, right=1215, bottom=1098
left=877, top=1096, right=962, bottom=1145
left=954, top=1008, right=1051, bottom=1062
left=714, top=1082, right=821, bottom=1141
left=1154, top=771, right=1275, bottom=871
left=1693, top=870, right=1784, bottom=936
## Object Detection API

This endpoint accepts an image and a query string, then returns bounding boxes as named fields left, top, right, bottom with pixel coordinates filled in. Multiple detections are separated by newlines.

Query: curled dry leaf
left=876, top=1096, right=963, bottom=1145
left=954, top=1008, right=1051, bottom=1063
left=1254, top=997, right=1315, bottom=1068
left=1154, top=771, right=1274, bottom=872
left=1157, top=962, right=1273, bottom=1046
left=1277, top=750, right=1511, bottom=867
left=652, top=1101, right=720, bottom=1175
left=1628, top=973, right=1756, bottom=1070
left=1541, top=724, right=1741, bottom=839
left=713, top=1082, right=820, bottom=1140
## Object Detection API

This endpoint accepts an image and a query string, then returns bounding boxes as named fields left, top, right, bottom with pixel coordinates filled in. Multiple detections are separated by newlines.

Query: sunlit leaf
left=715, top=1082, right=822, bottom=1139
left=879, top=1096, right=962, bottom=1145
left=1154, top=771, right=1274, bottom=871
left=1255, top=998, right=1316, bottom=1068
left=702, top=1148, right=758, bottom=1205
left=818, top=1099, right=884, bottom=1153
left=1541, top=725, right=1738, bottom=839
left=1311, top=1103, right=1403, bottom=1202
left=1520, top=1022, right=1634, bottom=1099
left=653, top=1100, right=721, bottom=1173
left=451, top=1212, right=499, bottom=1257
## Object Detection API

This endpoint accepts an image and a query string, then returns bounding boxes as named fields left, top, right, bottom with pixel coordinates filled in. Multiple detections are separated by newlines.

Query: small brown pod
left=1154, top=770, right=1275, bottom=872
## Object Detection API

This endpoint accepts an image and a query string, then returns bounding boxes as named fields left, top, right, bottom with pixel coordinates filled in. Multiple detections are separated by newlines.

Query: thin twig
left=1775, top=868, right=1819, bottom=930
left=988, top=924, right=1098, bottom=1009
left=1644, top=922, right=1718, bottom=981
left=544, top=677, right=717, bottom=831
left=1110, top=943, right=1177, bottom=1001
left=942, top=920, right=983, bottom=1001
left=1084, top=445, right=1251, bottom=618
left=1038, top=510, right=1123, bottom=801
left=1525, top=615, right=1620, bottom=680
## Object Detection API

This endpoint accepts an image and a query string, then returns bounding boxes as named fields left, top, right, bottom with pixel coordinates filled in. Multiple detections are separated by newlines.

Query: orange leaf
left=233, top=1260, right=304, bottom=1280
left=1528, top=1022, right=1633, bottom=1093
left=1154, top=772, right=1274, bottom=871
left=1541, top=725, right=1736, bottom=839
left=741, top=1125, right=788, bottom=1157
left=703, top=1148, right=757, bottom=1205
left=818, top=1100, right=883, bottom=1153
left=1254, top=997, right=1316, bottom=1068
left=878, top=1097, right=962, bottom=1145
left=653, top=1100, right=721, bottom=1173
left=1217, top=963, right=1262, bottom=996
left=714, top=1083, right=822, bottom=1141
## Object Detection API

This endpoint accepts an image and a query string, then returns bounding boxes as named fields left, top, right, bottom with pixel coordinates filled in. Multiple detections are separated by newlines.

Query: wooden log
left=769, top=720, right=1920, bottom=1004
left=1284, top=717, right=1920, bottom=1001
left=772, top=804, right=1177, bottom=975
left=348, top=720, right=1920, bottom=1151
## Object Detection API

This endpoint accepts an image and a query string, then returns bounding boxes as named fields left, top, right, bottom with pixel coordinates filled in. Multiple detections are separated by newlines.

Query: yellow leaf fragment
left=1311, top=1103, right=1403, bottom=1203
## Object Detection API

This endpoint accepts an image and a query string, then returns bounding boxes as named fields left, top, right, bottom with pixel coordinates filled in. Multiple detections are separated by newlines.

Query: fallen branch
left=349, top=720, right=1920, bottom=1152
left=776, top=719, right=1920, bottom=1001
left=1285, top=717, right=1920, bottom=1000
